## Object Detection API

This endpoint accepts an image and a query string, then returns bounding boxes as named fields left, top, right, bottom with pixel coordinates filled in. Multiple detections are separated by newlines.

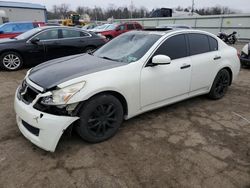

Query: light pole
left=191, top=0, right=195, bottom=16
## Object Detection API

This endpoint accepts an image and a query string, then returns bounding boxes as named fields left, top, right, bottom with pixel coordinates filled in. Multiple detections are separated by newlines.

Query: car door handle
left=214, top=56, right=221, bottom=60
left=180, top=64, right=191, bottom=69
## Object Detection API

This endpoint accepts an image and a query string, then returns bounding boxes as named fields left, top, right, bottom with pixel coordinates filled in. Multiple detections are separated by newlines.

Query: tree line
left=47, top=4, right=239, bottom=21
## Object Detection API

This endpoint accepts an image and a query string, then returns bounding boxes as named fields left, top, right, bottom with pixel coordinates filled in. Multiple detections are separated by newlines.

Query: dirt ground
left=0, top=44, right=249, bottom=188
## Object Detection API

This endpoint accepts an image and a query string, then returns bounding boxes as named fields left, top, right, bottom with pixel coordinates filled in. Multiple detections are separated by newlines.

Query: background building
left=0, top=1, right=47, bottom=24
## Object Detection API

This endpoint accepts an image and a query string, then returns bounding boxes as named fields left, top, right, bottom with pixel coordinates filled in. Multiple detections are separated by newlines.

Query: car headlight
left=41, top=82, right=86, bottom=105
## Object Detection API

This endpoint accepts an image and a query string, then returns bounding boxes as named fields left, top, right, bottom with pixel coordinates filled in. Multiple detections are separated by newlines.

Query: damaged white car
left=15, top=30, right=240, bottom=152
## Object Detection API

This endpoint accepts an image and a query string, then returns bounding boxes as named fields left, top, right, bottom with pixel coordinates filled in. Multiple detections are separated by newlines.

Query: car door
left=24, top=38, right=45, bottom=66
left=187, top=33, right=221, bottom=94
left=114, top=24, right=126, bottom=37
left=34, top=29, right=61, bottom=60
left=140, top=34, right=192, bottom=108
left=60, top=28, right=91, bottom=56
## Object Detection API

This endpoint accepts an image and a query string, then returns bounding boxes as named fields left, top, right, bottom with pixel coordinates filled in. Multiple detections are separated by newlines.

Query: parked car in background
left=0, top=26, right=106, bottom=71
left=156, top=24, right=192, bottom=30
left=97, top=22, right=143, bottom=40
left=82, top=23, right=98, bottom=31
left=89, top=24, right=111, bottom=32
left=240, top=42, right=250, bottom=67
left=14, top=29, right=240, bottom=151
left=0, top=21, right=45, bottom=39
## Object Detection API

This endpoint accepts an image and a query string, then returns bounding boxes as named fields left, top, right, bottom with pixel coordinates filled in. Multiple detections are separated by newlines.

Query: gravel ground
left=0, top=44, right=249, bottom=188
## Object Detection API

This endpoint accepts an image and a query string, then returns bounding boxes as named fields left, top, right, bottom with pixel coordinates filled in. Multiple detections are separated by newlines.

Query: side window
left=135, top=24, right=142, bottom=30
left=118, top=25, right=126, bottom=31
left=80, top=31, right=90, bottom=37
left=36, top=30, right=59, bottom=40
left=153, top=34, right=188, bottom=60
left=188, top=33, right=210, bottom=55
left=18, top=23, right=34, bottom=32
left=1, top=24, right=15, bottom=33
left=208, top=36, right=218, bottom=51
left=127, top=24, right=135, bottom=30
left=62, top=29, right=82, bottom=38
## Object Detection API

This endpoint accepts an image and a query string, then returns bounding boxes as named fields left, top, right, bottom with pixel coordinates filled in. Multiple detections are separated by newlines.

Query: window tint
left=135, top=24, right=142, bottom=29
left=127, top=24, right=135, bottom=30
left=0, top=23, right=33, bottom=33
left=118, top=25, right=126, bottom=31
left=62, top=29, right=84, bottom=38
left=188, top=33, right=210, bottom=55
left=18, top=23, right=34, bottom=32
left=36, top=29, right=59, bottom=40
left=208, top=36, right=218, bottom=51
left=153, top=34, right=188, bottom=60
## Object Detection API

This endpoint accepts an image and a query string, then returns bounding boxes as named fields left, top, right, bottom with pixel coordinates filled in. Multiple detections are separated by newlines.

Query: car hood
left=0, top=38, right=21, bottom=44
left=28, top=54, right=125, bottom=90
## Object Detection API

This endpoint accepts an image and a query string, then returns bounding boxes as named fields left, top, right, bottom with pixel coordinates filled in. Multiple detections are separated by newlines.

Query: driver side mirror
left=115, top=27, right=120, bottom=31
left=0, top=31, right=3, bottom=34
left=152, top=55, right=171, bottom=65
left=30, top=37, right=40, bottom=44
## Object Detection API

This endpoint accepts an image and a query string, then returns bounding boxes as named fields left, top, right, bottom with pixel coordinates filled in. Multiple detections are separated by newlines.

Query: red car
left=0, top=22, right=45, bottom=39
left=98, top=22, right=143, bottom=40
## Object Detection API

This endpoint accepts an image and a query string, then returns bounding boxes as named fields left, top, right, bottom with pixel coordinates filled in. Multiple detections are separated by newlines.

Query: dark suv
left=97, top=22, right=143, bottom=40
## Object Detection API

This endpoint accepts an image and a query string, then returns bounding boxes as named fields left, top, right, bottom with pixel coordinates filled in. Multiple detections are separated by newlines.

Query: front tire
left=76, top=94, right=124, bottom=143
left=208, top=69, right=230, bottom=100
left=0, top=51, right=23, bottom=71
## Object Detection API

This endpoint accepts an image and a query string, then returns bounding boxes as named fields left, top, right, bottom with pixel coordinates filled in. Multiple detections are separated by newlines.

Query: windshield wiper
left=100, top=56, right=117, bottom=62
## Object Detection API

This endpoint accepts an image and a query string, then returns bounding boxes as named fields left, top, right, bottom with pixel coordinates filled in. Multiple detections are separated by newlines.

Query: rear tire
left=0, top=51, right=23, bottom=71
left=208, top=69, right=230, bottom=100
left=76, top=94, right=124, bottom=143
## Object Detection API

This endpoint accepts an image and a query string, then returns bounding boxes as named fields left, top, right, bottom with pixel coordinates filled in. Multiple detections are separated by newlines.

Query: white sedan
left=14, top=29, right=240, bottom=152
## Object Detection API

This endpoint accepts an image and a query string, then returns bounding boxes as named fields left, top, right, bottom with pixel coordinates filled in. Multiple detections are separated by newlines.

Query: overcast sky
left=5, top=0, right=250, bottom=13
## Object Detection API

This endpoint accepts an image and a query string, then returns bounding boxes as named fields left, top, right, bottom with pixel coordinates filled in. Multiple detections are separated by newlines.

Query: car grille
left=22, top=120, right=40, bottom=136
left=19, top=80, right=40, bottom=104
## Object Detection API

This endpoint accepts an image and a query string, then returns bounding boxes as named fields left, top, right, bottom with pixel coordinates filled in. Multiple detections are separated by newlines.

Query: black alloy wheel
left=76, top=94, right=124, bottom=143
left=208, top=69, right=230, bottom=99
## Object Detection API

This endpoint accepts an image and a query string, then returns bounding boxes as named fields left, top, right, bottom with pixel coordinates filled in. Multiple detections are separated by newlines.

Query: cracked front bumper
left=14, top=89, right=79, bottom=152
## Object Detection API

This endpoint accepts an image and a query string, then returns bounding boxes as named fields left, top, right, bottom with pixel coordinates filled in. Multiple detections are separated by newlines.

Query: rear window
left=208, top=36, right=218, bottom=51
left=127, top=24, right=135, bottom=30
left=135, top=24, right=142, bottom=29
left=188, top=33, right=210, bottom=56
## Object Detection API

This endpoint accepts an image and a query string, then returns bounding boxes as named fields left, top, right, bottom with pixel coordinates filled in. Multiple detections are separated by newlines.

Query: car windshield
left=95, top=24, right=110, bottom=30
left=106, top=24, right=118, bottom=30
left=15, top=27, right=42, bottom=40
left=93, top=32, right=161, bottom=63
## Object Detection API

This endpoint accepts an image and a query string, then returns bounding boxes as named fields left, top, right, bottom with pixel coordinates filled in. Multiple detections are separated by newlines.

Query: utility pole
left=130, top=0, right=133, bottom=18
left=191, top=0, right=195, bottom=16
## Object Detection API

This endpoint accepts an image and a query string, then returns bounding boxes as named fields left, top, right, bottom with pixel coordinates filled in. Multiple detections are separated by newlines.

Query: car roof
left=128, top=29, right=218, bottom=38
left=1, top=21, right=35, bottom=25
left=39, top=26, right=84, bottom=30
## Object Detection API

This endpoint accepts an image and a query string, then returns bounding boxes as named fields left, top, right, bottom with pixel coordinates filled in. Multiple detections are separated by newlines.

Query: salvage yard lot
left=0, top=44, right=249, bottom=187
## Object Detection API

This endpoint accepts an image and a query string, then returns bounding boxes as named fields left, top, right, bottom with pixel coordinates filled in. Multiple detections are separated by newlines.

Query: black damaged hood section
left=29, top=54, right=124, bottom=90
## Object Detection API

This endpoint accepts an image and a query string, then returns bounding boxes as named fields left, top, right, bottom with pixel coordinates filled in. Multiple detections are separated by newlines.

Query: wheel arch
left=221, top=66, right=233, bottom=85
left=74, top=90, right=128, bottom=117
left=0, top=49, right=24, bottom=62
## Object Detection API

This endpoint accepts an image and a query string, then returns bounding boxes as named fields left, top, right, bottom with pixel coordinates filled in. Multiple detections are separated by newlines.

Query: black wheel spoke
left=88, top=118, right=98, bottom=123
left=106, top=104, right=113, bottom=113
left=89, top=121, right=101, bottom=129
